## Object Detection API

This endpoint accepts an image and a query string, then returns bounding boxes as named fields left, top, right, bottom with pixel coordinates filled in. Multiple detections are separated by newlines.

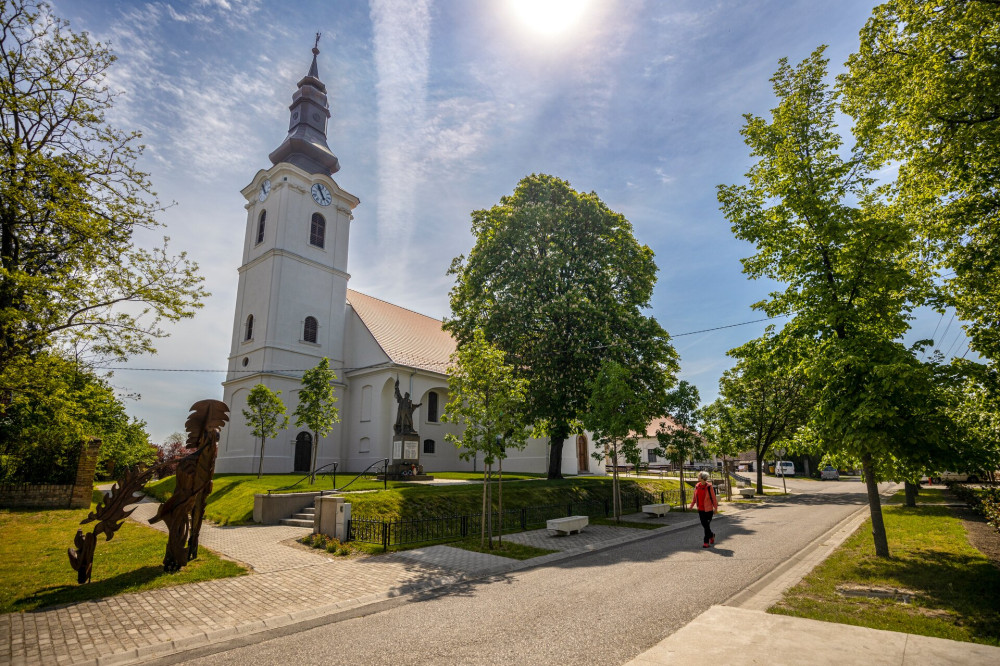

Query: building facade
left=216, top=44, right=604, bottom=477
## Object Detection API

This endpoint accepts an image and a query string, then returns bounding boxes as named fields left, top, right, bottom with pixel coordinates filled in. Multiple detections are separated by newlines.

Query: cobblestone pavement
left=128, top=499, right=323, bottom=573
left=3, top=500, right=708, bottom=666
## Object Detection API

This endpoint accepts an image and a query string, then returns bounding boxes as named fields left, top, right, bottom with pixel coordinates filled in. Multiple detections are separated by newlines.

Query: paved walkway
left=2, top=500, right=705, bottom=666
left=625, top=605, right=1000, bottom=665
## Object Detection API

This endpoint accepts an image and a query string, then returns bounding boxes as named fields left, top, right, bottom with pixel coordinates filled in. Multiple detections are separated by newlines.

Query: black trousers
left=698, top=510, right=715, bottom=544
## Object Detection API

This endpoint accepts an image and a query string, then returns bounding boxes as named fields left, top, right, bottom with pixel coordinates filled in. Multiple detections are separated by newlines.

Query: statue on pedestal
left=393, top=379, right=421, bottom=436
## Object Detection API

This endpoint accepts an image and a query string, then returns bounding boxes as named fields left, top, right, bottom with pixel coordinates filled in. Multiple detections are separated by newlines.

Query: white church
left=216, top=44, right=605, bottom=478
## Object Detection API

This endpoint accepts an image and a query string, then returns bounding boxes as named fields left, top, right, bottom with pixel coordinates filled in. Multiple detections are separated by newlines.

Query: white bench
left=738, top=488, right=755, bottom=498
left=547, top=515, right=588, bottom=535
left=641, top=503, right=671, bottom=517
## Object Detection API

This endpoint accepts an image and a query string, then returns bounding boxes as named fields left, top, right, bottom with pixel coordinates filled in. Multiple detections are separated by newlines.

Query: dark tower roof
left=268, top=34, right=341, bottom=176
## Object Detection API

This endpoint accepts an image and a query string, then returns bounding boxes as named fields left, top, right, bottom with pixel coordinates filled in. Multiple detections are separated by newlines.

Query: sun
left=509, top=0, right=590, bottom=36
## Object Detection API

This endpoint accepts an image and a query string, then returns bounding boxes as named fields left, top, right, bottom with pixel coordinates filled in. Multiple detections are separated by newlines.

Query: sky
left=51, top=0, right=972, bottom=444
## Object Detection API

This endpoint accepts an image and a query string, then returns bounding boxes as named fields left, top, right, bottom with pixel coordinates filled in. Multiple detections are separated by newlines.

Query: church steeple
left=268, top=34, right=341, bottom=176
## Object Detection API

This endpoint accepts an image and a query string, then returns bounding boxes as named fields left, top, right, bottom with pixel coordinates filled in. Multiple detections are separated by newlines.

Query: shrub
left=952, top=484, right=1000, bottom=534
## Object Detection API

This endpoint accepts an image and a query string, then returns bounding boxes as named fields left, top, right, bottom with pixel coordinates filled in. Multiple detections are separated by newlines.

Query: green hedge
left=952, top=484, right=1000, bottom=534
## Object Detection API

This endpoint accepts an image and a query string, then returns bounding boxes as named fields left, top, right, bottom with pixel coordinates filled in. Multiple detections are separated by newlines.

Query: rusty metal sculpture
left=148, top=399, right=229, bottom=571
left=68, top=465, right=156, bottom=584
left=68, top=400, right=229, bottom=583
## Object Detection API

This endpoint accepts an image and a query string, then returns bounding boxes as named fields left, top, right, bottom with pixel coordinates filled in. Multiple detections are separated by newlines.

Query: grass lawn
left=884, top=487, right=955, bottom=505
left=0, top=491, right=246, bottom=614
left=770, top=500, right=1000, bottom=645
left=145, top=473, right=680, bottom=526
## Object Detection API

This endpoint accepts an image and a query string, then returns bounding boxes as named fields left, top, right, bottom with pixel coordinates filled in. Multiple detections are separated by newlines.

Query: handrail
left=266, top=462, right=338, bottom=495
left=335, top=458, right=389, bottom=493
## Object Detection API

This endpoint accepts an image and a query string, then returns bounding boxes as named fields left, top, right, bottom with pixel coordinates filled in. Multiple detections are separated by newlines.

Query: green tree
left=0, top=0, right=206, bottom=383
left=443, top=328, right=531, bottom=548
left=243, top=384, right=289, bottom=480
left=0, top=352, right=154, bottom=482
left=293, top=358, right=339, bottom=484
left=718, top=49, right=938, bottom=556
left=446, top=173, right=678, bottom=479
left=843, top=0, right=1000, bottom=362
left=711, top=333, right=812, bottom=494
left=583, top=360, right=665, bottom=522
left=656, top=380, right=705, bottom=510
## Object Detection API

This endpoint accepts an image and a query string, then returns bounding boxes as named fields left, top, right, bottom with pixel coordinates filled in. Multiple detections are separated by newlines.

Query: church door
left=576, top=434, right=589, bottom=473
left=294, top=432, right=312, bottom=473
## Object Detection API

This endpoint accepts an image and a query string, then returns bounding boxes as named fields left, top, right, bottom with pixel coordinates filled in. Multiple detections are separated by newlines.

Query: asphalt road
left=170, top=479, right=878, bottom=666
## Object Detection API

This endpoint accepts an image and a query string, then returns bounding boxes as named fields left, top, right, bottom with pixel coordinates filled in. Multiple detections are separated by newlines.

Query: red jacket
left=691, top=481, right=717, bottom=512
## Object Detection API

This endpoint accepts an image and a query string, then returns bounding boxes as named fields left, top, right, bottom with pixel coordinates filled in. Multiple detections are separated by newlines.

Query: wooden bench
left=546, top=515, right=588, bottom=535
left=641, top=503, right=671, bottom=517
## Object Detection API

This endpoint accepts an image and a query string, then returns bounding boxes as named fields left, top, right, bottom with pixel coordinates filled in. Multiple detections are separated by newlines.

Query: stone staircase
left=279, top=503, right=316, bottom=528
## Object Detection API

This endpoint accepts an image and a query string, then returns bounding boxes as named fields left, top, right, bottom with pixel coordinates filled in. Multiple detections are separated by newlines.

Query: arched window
left=426, top=391, right=438, bottom=422
left=244, top=314, right=254, bottom=341
left=255, top=210, right=266, bottom=245
left=303, top=316, right=318, bottom=343
left=423, top=439, right=435, bottom=454
left=309, top=213, right=325, bottom=248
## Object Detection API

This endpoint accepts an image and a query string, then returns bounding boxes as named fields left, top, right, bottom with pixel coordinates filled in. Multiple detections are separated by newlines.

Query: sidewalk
left=3, top=500, right=706, bottom=666
left=624, top=605, right=1000, bottom=665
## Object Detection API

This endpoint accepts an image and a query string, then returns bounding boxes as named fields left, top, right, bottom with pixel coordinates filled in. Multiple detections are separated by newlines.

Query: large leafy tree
left=0, top=352, right=155, bottom=483
left=583, top=360, right=665, bottom=522
left=0, top=0, right=206, bottom=379
left=718, top=49, right=938, bottom=557
left=293, top=358, right=339, bottom=484
left=842, top=0, right=1000, bottom=362
left=243, top=384, right=289, bottom=480
left=442, top=328, right=531, bottom=547
left=446, top=173, right=678, bottom=479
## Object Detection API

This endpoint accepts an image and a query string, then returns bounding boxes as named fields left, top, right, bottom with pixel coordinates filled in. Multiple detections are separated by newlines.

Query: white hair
left=698, top=471, right=710, bottom=481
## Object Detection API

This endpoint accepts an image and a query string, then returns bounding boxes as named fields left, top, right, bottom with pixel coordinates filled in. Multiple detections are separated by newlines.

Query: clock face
left=258, top=179, right=271, bottom=202
left=311, top=183, right=332, bottom=206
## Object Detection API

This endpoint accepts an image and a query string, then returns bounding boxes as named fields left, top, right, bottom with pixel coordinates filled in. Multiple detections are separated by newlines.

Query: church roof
left=638, top=415, right=683, bottom=439
left=347, top=290, right=456, bottom=374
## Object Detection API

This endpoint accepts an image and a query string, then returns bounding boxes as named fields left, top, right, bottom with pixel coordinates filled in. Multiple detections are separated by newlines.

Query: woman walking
left=689, top=471, right=718, bottom=547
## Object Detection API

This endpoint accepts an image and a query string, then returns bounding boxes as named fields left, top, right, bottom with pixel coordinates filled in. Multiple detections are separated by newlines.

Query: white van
left=775, top=461, right=795, bottom=476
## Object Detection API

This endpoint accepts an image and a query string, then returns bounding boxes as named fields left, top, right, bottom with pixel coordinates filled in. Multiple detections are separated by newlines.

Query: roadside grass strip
left=883, top=487, right=955, bottom=505
left=770, top=501, right=1000, bottom=645
left=0, top=491, right=246, bottom=614
left=447, top=539, right=557, bottom=560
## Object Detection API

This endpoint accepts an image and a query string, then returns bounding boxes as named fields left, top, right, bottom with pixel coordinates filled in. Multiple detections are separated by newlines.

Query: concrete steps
left=279, top=505, right=315, bottom=528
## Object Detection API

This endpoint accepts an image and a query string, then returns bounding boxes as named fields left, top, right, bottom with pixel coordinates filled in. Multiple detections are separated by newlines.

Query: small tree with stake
left=657, top=381, right=705, bottom=510
left=243, top=384, right=289, bottom=479
left=443, top=329, right=531, bottom=548
left=293, top=358, right=339, bottom=484
left=584, top=360, right=665, bottom=522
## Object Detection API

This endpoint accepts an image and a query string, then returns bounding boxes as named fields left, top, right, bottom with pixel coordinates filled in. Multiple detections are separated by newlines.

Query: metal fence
left=347, top=488, right=683, bottom=551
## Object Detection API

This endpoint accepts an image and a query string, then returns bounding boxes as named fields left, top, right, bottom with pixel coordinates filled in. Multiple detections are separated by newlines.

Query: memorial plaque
left=392, top=440, right=402, bottom=461
left=404, top=439, right=419, bottom=461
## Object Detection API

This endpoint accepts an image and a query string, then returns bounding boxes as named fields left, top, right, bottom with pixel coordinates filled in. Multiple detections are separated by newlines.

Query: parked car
left=820, top=466, right=839, bottom=481
left=928, top=471, right=982, bottom=484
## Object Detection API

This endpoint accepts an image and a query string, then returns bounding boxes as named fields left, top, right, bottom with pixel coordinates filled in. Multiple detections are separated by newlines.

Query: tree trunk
left=679, top=465, right=686, bottom=511
left=861, top=453, right=890, bottom=558
left=904, top=480, right=918, bottom=507
left=498, top=457, right=503, bottom=546
left=257, top=438, right=265, bottom=480
left=756, top=454, right=764, bottom=494
left=481, top=464, right=488, bottom=547
left=309, top=431, right=319, bottom=484
left=547, top=435, right=564, bottom=479
left=612, top=445, right=621, bottom=521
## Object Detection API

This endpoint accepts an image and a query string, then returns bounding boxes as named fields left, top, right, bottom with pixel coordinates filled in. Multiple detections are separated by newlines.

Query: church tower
left=218, top=38, right=360, bottom=475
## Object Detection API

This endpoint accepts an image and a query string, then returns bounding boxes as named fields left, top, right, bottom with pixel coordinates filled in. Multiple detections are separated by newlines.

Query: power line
left=671, top=314, right=788, bottom=338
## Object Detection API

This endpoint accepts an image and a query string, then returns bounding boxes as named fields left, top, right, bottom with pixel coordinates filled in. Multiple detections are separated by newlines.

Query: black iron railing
left=336, top=458, right=389, bottom=492
left=266, top=462, right=338, bottom=495
left=346, top=488, right=683, bottom=551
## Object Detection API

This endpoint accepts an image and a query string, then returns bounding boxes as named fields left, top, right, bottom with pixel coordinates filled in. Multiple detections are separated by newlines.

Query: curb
left=722, top=482, right=898, bottom=610
left=86, top=512, right=709, bottom=665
